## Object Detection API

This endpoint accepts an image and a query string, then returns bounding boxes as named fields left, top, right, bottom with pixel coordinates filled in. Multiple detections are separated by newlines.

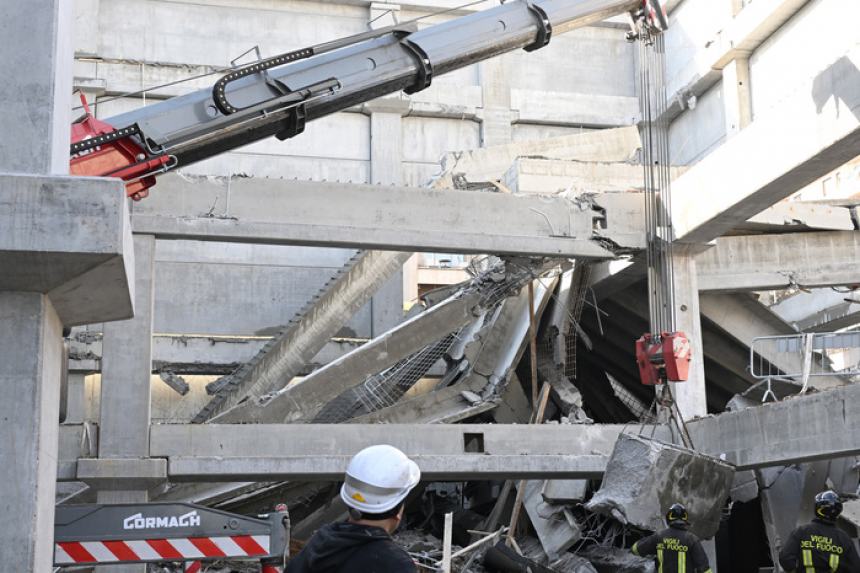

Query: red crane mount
left=635, top=331, right=692, bottom=386
left=53, top=502, right=289, bottom=572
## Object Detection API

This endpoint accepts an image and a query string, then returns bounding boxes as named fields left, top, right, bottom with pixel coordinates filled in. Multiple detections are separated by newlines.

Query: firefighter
left=778, top=490, right=860, bottom=573
left=286, top=444, right=421, bottom=573
left=631, top=503, right=712, bottom=573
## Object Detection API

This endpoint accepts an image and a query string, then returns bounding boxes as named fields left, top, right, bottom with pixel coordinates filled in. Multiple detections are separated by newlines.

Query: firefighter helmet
left=666, top=503, right=689, bottom=525
left=814, top=490, right=843, bottom=522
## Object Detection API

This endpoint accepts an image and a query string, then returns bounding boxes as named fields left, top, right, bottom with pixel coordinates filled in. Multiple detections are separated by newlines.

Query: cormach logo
left=123, top=510, right=201, bottom=530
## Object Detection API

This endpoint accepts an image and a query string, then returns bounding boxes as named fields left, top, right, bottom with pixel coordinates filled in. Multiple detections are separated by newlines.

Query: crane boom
left=70, top=0, right=666, bottom=199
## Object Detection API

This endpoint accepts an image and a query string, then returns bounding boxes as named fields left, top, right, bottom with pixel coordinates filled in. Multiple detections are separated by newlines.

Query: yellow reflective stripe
left=829, top=552, right=839, bottom=572
left=657, top=548, right=663, bottom=573
left=803, top=549, right=815, bottom=573
left=678, top=550, right=686, bottom=573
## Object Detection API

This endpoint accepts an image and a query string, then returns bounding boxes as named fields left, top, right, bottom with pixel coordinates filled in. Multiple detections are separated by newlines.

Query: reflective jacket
left=778, top=518, right=860, bottom=573
left=632, top=524, right=712, bottom=573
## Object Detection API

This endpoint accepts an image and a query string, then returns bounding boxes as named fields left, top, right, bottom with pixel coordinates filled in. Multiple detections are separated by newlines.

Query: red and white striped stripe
left=54, top=535, right=270, bottom=565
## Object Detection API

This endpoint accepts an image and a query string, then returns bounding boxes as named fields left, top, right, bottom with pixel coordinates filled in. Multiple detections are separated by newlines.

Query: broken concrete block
left=581, top=546, right=655, bottom=573
left=584, top=434, right=734, bottom=539
left=542, top=479, right=588, bottom=504
left=731, top=470, right=759, bottom=503
left=521, top=480, right=582, bottom=561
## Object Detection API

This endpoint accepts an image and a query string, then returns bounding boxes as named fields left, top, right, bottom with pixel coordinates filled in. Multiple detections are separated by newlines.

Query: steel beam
left=132, top=175, right=613, bottom=258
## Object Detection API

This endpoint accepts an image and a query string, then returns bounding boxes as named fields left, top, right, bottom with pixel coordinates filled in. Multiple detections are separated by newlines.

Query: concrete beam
left=0, top=174, right=134, bottom=325
left=69, top=332, right=365, bottom=375
left=673, top=46, right=860, bottom=243
left=771, top=289, right=860, bottom=332
left=699, top=293, right=845, bottom=389
left=687, top=384, right=860, bottom=469
left=150, top=423, right=624, bottom=481
left=697, top=231, right=860, bottom=292
left=737, top=202, right=856, bottom=234
left=194, top=250, right=410, bottom=422
left=166, top=455, right=608, bottom=481
left=131, top=175, right=613, bottom=258
left=132, top=384, right=860, bottom=480
left=432, top=126, right=641, bottom=188
left=212, top=291, right=483, bottom=423
left=502, top=158, right=682, bottom=196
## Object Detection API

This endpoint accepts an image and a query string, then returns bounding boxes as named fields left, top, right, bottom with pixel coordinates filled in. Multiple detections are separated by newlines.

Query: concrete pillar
left=0, top=0, right=73, bottom=176
left=0, top=1, right=75, bottom=570
left=99, top=235, right=155, bottom=459
left=63, top=372, right=89, bottom=424
left=479, top=57, right=513, bottom=146
left=368, top=103, right=408, bottom=334
left=0, top=294, right=64, bottom=571
left=722, top=57, right=752, bottom=137
left=670, top=251, right=707, bottom=420
left=96, top=235, right=155, bottom=573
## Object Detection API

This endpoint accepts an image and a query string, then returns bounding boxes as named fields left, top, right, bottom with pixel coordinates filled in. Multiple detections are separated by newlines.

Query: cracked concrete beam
left=212, top=290, right=484, bottom=423
left=195, top=250, right=411, bottom=422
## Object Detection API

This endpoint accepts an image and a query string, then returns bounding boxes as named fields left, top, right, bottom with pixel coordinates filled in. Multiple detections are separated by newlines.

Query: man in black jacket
left=779, top=490, right=860, bottom=573
left=286, top=445, right=421, bottom=573
left=631, top=503, right=712, bottom=573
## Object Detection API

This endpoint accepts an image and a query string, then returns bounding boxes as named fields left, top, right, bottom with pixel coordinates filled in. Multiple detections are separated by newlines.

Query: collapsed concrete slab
left=521, top=480, right=582, bottom=561
left=585, top=434, right=734, bottom=539
left=542, top=479, right=588, bottom=505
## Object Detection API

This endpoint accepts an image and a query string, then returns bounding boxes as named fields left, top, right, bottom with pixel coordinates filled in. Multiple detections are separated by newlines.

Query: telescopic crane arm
left=69, top=0, right=667, bottom=199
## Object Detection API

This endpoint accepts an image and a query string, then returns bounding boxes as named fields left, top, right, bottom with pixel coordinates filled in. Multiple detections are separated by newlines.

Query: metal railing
left=750, top=331, right=860, bottom=396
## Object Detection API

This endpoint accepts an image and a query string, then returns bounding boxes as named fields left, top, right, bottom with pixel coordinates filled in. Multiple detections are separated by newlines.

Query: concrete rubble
left=585, top=434, right=735, bottom=540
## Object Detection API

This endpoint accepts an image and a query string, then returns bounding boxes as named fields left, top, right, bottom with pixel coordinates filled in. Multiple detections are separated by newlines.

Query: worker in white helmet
left=286, top=444, right=421, bottom=573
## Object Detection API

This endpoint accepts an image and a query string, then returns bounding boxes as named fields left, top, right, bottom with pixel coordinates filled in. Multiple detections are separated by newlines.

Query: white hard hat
left=340, top=445, right=421, bottom=514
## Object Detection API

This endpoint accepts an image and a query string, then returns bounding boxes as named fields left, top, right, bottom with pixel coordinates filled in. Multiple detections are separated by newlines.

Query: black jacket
left=632, top=524, right=712, bottom=573
left=286, top=522, right=416, bottom=573
left=778, top=518, right=860, bottom=573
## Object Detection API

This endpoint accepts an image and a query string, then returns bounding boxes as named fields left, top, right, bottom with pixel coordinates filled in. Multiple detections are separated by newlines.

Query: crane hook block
left=635, top=331, right=692, bottom=385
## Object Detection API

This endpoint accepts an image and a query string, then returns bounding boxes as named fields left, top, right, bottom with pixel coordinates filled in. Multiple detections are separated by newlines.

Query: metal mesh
left=564, top=263, right=592, bottom=380
left=312, top=257, right=554, bottom=423
left=312, top=333, right=459, bottom=423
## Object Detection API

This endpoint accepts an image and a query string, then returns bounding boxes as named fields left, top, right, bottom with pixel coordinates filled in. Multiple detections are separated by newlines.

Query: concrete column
left=0, top=294, right=64, bottom=571
left=63, top=372, right=88, bottom=424
left=722, top=57, right=752, bottom=137
left=670, top=251, right=707, bottom=420
left=0, top=1, right=76, bottom=570
left=479, top=57, right=513, bottom=146
left=99, top=235, right=155, bottom=459
left=0, top=0, right=72, bottom=175
left=369, top=105, right=407, bottom=334
left=96, top=235, right=155, bottom=573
